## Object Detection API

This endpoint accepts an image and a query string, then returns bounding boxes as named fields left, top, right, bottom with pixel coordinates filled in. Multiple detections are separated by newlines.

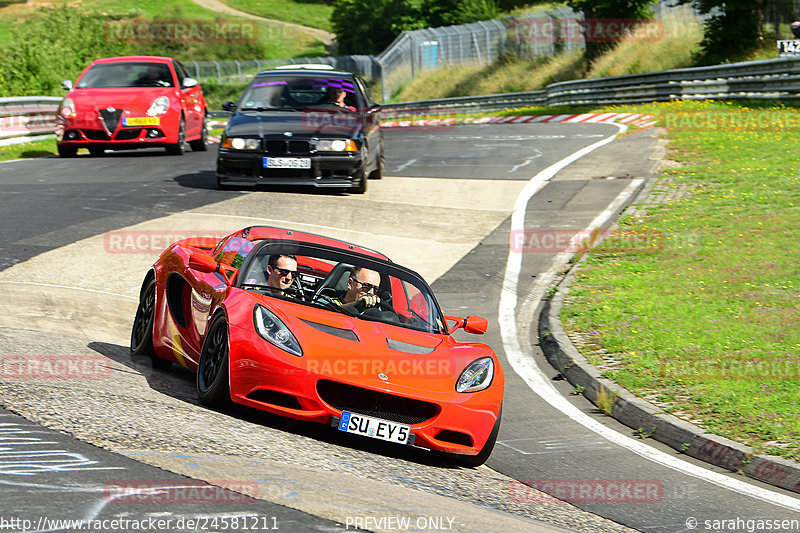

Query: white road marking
left=498, top=123, right=800, bottom=512
left=0, top=281, right=137, bottom=300
left=394, top=158, right=417, bottom=173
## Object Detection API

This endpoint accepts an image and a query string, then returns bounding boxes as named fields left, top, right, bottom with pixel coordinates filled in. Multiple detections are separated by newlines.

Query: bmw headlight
left=253, top=305, right=302, bottom=357
left=222, top=136, right=260, bottom=150
left=316, top=139, right=357, bottom=152
left=147, top=96, right=170, bottom=116
left=456, top=357, right=494, bottom=393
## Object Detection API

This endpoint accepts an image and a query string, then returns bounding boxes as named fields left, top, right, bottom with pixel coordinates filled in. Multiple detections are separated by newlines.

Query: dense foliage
left=0, top=6, right=267, bottom=96
left=678, top=0, right=766, bottom=64
left=566, top=0, right=657, bottom=61
left=331, top=0, right=514, bottom=55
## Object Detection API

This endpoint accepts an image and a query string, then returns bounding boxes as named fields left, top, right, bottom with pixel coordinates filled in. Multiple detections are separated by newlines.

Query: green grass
left=560, top=100, right=800, bottom=459
left=0, top=139, right=57, bottom=161
left=223, top=0, right=334, bottom=32
left=0, top=1, right=325, bottom=60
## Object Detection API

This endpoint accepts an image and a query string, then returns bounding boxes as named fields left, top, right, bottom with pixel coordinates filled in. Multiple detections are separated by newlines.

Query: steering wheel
left=289, top=276, right=307, bottom=301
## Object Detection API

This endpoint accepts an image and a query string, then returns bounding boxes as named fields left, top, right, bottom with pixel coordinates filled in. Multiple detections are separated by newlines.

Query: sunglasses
left=272, top=267, right=297, bottom=278
left=353, top=279, right=378, bottom=293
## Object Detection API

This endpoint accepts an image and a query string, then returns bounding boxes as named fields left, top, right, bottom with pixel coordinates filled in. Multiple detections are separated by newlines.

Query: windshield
left=239, top=75, right=358, bottom=111
left=77, top=62, right=174, bottom=88
left=239, top=241, right=445, bottom=334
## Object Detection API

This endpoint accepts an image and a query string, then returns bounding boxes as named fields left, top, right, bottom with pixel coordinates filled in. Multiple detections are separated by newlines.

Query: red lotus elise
left=130, top=226, right=504, bottom=466
left=56, top=56, right=208, bottom=157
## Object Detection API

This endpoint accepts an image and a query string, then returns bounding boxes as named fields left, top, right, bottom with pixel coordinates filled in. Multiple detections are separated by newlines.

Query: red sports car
left=56, top=56, right=208, bottom=157
left=130, top=226, right=504, bottom=466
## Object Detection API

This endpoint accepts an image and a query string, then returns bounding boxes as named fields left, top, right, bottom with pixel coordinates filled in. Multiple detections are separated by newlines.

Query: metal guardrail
left=0, top=97, right=62, bottom=142
left=4, top=56, right=800, bottom=145
left=379, top=56, right=800, bottom=118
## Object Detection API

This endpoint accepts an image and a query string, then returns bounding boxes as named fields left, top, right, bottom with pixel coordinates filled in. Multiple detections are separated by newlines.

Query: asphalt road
left=0, top=124, right=798, bottom=532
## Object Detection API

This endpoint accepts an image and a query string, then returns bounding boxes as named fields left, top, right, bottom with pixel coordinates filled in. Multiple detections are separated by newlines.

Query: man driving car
left=334, top=267, right=381, bottom=311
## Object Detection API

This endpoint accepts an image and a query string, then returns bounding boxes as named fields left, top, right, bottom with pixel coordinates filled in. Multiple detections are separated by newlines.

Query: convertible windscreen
left=77, top=62, right=174, bottom=88
left=238, top=242, right=445, bottom=334
left=239, top=75, right=358, bottom=110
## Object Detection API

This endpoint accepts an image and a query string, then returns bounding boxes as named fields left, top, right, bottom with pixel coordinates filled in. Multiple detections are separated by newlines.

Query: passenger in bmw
left=265, top=254, right=298, bottom=296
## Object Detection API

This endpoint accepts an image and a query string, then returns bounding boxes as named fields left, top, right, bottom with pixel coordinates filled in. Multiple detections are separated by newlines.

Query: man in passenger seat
left=265, top=254, right=298, bottom=296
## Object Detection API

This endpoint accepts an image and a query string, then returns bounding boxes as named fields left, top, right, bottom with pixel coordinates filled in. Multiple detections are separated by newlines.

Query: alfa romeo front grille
left=99, top=108, right=123, bottom=134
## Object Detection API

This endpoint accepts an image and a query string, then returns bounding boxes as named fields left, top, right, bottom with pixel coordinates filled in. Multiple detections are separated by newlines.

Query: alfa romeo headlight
left=222, top=136, right=260, bottom=150
left=59, top=98, right=76, bottom=118
left=147, top=96, right=169, bottom=116
left=456, top=357, right=494, bottom=393
left=253, top=305, right=302, bottom=357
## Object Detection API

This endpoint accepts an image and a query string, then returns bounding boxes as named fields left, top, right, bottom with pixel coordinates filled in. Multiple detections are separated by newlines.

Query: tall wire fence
left=187, top=1, right=706, bottom=100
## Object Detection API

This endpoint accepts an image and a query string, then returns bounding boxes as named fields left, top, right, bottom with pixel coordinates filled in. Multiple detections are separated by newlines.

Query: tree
left=566, top=0, right=658, bottom=62
left=331, top=0, right=499, bottom=55
left=422, top=0, right=499, bottom=27
left=331, top=0, right=425, bottom=55
left=677, top=0, right=765, bottom=65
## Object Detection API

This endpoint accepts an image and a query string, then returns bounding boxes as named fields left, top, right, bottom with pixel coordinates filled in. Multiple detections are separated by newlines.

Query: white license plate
left=263, top=157, right=311, bottom=169
left=338, top=411, right=410, bottom=444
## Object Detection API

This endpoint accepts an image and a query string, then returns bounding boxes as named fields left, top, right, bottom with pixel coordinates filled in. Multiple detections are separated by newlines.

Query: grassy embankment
left=559, top=100, right=800, bottom=460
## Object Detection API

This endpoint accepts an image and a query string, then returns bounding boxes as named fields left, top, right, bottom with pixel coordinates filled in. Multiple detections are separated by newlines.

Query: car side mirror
left=444, top=315, right=487, bottom=335
left=463, top=316, right=488, bottom=334
left=182, top=77, right=199, bottom=88
left=61, top=80, right=73, bottom=91
left=188, top=253, right=218, bottom=274
left=369, top=104, right=382, bottom=113
left=222, top=100, right=236, bottom=112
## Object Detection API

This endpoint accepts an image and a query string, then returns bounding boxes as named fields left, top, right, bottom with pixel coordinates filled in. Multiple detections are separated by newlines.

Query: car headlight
left=222, top=136, right=260, bottom=150
left=59, top=98, right=76, bottom=118
left=456, top=357, right=494, bottom=393
left=253, top=305, right=302, bottom=357
left=317, top=139, right=357, bottom=152
left=147, top=96, right=170, bottom=116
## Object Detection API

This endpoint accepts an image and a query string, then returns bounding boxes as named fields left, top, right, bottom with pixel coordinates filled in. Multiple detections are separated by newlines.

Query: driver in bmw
left=335, top=267, right=381, bottom=311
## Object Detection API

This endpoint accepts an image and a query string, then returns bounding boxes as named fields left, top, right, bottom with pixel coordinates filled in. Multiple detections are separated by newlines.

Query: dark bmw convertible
left=216, top=66, right=384, bottom=194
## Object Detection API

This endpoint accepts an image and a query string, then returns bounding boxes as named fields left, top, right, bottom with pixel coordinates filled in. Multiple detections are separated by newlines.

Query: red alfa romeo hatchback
left=56, top=56, right=208, bottom=157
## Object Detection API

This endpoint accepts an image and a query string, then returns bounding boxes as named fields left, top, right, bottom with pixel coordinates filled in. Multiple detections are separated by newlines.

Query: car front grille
left=114, top=129, right=141, bottom=140
left=317, top=379, right=439, bottom=425
left=99, top=108, right=123, bottom=133
left=83, top=129, right=110, bottom=141
left=264, top=139, right=310, bottom=155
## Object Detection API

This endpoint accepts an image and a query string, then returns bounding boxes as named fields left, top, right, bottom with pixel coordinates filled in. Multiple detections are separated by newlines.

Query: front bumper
left=216, top=149, right=366, bottom=189
left=56, top=111, right=178, bottom=149
left=227, top=323, right=502, bottom=456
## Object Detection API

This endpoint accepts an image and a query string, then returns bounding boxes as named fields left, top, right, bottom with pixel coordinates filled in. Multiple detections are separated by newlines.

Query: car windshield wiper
left=239, top=106, right=299, bottom=112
